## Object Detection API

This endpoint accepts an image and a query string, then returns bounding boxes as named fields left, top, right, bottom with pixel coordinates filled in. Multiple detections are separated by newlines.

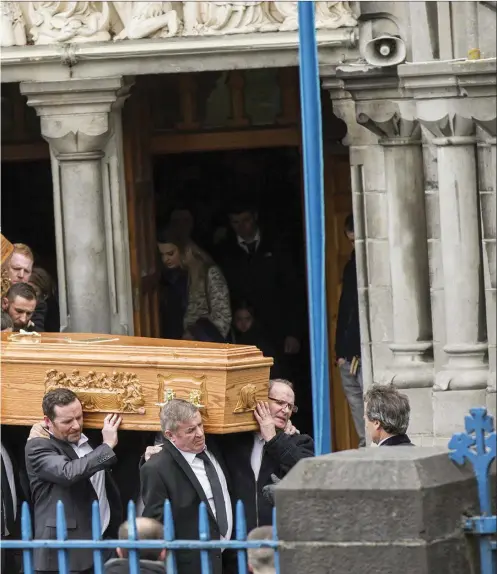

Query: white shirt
left=70, top=434, right=110, bottom=534
left=1, top=443, right=17, bottom=536
left=174, top=445, right=233, bottom=541
left=250, top=433, right=265, bottom=482
left=378, top=436, right=391, bottom=446
left=237, top=230, right=261, bottom=253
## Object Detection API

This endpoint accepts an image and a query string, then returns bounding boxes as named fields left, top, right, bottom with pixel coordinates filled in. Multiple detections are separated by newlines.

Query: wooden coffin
left=0, top=332, right=272, bottom=434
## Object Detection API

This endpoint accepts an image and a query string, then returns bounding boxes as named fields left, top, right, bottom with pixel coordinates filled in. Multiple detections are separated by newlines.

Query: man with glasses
left=221, top=379, right=314, bottom=532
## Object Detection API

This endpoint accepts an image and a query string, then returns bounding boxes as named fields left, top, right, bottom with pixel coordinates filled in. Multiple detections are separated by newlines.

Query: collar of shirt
left=377, top=436, right=391, bottom=446
left=237, top=230, right=261, bottom=250
left=170, top=441, right=206, bottom=465
left=254, top=432, right=265, bottom=444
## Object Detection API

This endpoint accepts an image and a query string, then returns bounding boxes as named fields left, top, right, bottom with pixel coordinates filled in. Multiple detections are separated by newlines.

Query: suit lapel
left=50, top=436, right=79, bottom=460
left=162, top=442, right=217, bottom=523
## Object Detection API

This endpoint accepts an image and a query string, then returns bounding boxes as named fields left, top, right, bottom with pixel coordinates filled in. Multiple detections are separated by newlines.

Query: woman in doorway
left=157, top=230, right=232, bottom=343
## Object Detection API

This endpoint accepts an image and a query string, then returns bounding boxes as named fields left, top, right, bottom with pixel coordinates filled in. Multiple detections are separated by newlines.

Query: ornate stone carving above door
left=1, top=1, right=357, bottom=46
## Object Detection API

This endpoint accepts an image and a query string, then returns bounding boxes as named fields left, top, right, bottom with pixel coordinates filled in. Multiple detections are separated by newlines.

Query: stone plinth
left=275, top=447, right=480, bottom=574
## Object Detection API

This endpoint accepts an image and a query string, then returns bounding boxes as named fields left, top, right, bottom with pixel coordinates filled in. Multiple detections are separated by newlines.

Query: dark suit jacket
left=219, top=431, right=315, bottom=532
left=25, top=435, right=122, bottom=572
left=140, top=439, right=236, bottom=574
left=379, top=434, right=414, bottom=446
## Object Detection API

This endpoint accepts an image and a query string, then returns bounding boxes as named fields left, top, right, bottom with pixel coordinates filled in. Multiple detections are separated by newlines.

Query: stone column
left=357, top=103, right=433, bottom=388
left=419, top=112, right=488, bottom=432
left=20, top=78, right=132, bottom=333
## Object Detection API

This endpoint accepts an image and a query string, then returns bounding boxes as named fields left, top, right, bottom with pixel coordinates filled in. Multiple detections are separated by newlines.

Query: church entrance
left=123, top=71, right=359, bottom=450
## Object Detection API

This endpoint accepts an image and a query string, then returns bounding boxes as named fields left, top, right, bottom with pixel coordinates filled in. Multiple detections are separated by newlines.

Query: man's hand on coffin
left=254, top=401, right=277, bottom=442
left=102, top=413, right=122, bottom=449
left=28, top=421, right=50, bottom=441
left=144, top=444, right=163, bottom=462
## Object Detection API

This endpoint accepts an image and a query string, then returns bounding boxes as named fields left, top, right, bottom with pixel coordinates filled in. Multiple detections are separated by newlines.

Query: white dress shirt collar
left=237, top=230, right=261, bottom=250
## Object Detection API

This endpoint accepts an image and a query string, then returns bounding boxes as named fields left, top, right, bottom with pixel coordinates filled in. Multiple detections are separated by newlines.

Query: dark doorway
left=1, top=160, right=57, bottom=280
left=153, top=147, right=313, bottom=434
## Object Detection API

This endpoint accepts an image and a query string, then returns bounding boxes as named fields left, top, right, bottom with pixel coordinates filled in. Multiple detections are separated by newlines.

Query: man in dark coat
left=335, top=214, right=365, bottom=446
left=141, top=399, right=236, bottom=574
left=25, top=388, right=123, bottom=574
left=364, top=384, right=414, bottom=446
left=217, top=203, right=304, bottom=365
left=220, top=379, right=314, bottom=532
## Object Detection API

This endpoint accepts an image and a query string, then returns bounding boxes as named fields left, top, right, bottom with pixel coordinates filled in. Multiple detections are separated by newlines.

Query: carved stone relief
left=1, top=1, right=357, bottom=46
left=44, top=368, right=146, bottom=413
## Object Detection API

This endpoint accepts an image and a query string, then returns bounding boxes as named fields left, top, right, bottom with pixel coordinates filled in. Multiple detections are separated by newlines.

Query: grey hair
left=247, top=526, right=275, bottom=574
left=364, top=383, right=410, bottom=435
left=269, top=379, right=294, bottom=392
left=160, top=399, right=199, bottom=433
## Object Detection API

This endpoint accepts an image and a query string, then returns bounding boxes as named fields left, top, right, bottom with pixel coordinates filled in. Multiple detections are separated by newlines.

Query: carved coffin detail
left=44, top=369, right=146, bottom=414
left=156, top=374, right=208, bottom=411
left=233, top=383, right=257, bottom=413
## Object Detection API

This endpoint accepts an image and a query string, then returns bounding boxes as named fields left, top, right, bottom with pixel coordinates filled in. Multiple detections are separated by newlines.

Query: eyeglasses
left=268, top=396, right=298, bottom=413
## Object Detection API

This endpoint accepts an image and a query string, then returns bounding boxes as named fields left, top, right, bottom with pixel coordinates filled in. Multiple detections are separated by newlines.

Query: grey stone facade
left=1, top=1, right=495, bottom=443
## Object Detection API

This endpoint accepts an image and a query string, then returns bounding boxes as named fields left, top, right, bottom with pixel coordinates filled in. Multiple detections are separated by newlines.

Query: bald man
left=105, top=517, right=166, bottom=574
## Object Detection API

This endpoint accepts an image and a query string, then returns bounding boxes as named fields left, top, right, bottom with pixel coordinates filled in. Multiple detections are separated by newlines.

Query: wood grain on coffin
left=0, top=333, right=272, bottom=434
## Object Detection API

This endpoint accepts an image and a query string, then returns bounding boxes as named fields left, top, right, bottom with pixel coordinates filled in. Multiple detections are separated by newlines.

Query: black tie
left=244, top=241, right=257, bottom=256
left=1, top=453, right=15, bottom=537
left=196, top=451, right=228, bottom=537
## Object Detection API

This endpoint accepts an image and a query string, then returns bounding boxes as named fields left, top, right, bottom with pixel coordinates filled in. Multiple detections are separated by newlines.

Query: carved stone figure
left=113, top=1, right=179, bottom=40
left=26, top=1, right=111, bottom=44
left=1, top=1, right=27, bottom=47
left=182, top=1, right=278, bottom=37
left=266, top=1, right=356, bottom=32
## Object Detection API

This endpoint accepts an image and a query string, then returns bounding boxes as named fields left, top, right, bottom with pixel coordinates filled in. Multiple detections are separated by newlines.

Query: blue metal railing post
left=91, top=500, right=104, bottom=574
left=298, top=0, right=332, bottom=455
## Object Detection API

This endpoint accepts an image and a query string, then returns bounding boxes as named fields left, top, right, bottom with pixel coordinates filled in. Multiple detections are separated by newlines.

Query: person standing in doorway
left=335, top=214, right=366, bottom=447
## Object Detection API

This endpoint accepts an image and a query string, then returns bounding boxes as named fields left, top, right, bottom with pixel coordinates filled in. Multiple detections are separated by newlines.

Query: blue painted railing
left=449, top=407, right=497, bottom=574
left=3, top=500, right=279, bottom=574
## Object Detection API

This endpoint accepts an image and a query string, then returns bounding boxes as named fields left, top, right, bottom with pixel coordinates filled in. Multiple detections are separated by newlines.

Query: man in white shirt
left=141, top=399, right=236, bottom=574
left=25, top=388, right=123, bottom=574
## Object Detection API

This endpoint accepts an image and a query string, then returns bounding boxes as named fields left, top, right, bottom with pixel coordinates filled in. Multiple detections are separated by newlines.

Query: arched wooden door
left=324, top=146, right=359, bottom=451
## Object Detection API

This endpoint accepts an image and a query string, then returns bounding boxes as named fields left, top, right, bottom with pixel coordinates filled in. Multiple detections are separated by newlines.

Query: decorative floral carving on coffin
left=22, top=1, right=112, bottom=45
left=1, top=1, right=27, bottom=46
left=156, top=374, right=209, bottom=413
left=44, top=368, right=146, bottom=414
left=233, top=383, right=257, bottom=413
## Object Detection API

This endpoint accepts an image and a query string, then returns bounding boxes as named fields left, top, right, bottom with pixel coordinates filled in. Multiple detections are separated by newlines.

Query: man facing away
left=25, top=388, right=123, bottom=574
left=364, top=383, right=414, bottom=446
left=247, top=526, right=276, bottom=574
left=2, top=282, right=37, bottom=332
left=140, top=399, right=236, bottom=574
left=335, top=214, right=366, bottom=447
left=104, top=517, right=166, bottom=574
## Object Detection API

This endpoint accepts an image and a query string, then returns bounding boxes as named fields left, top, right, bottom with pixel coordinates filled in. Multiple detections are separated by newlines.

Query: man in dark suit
left=217, top=203, right=304, bottom=364
left=363, top=383, right=414, bottom=446
left=220, top=379, right=314, bottom=532
left=141, top=399, right=235, bottom=574
left=25, top=388, right=123, bottom=574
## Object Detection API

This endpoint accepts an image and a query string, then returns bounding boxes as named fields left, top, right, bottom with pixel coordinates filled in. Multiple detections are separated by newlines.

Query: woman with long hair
left=157, top=229, right=231, bottom=343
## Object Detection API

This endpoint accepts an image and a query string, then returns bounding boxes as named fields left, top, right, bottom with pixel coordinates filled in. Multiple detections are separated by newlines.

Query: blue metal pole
left=298, top=0, right=332, bottom=455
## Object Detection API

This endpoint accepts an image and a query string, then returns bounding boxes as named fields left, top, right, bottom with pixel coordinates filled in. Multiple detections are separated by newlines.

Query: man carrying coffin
left=140, top=399, right=236, bottom=574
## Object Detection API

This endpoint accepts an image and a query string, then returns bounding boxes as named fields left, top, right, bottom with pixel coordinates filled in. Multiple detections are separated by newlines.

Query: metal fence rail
left=448, top=407, right=497, bottom=574
left=3, top=500, right=279, bottom=574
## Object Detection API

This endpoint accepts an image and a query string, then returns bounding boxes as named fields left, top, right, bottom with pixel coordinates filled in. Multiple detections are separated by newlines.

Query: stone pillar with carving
left=20, top=77, right=132, bottom=334
left=401, top=59, right=496, bottom=440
